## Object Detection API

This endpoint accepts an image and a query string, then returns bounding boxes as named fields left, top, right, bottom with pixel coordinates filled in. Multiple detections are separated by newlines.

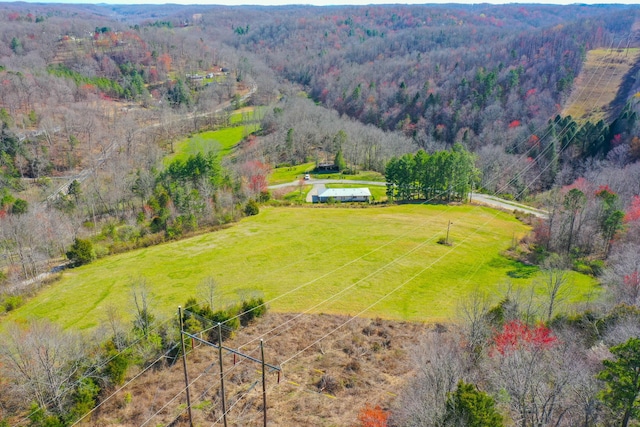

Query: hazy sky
left=11, top=0, right=637, bottom=6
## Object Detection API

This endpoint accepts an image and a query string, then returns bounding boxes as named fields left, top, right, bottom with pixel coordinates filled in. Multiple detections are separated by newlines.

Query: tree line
left=385, top=143, right=477, bottom=202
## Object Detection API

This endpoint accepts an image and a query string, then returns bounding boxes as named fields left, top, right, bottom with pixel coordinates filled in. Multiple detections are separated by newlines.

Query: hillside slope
left=563, top=48, right=640, bottom=123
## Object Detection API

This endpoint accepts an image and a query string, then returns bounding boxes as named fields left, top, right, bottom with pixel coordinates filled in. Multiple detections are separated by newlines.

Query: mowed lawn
left=6, top=205, right=598, bottom=330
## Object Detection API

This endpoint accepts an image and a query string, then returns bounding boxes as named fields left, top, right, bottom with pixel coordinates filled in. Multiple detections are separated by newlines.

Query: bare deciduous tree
left=457, top=288, right=492, bottom=364
left=197, top=276, right=220, bottom=310
left=0, top=320, right=86, bottom=417
left=539, top=267, right=570, bottom=322
left=130, top=277, right=154, bottom=336
left=489, top=336, right=573, bottom=427
left=602, top=242, right=640, bottom=306
left=391, top=331, right=466, bottom=427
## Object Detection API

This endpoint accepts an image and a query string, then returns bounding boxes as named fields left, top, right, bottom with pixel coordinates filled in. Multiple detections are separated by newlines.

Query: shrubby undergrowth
left=0, top=286, right=267, bottom=426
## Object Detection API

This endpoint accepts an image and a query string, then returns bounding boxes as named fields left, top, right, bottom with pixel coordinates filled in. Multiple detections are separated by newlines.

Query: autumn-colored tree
left=158, top=53, right=172, bottom=75
left=358, top=404, right=389, bottom=427
left=623, top=271, right=640, bottom=305
left=149, top=68, right=159, bottom=83
left=490, top=320, right=571, bottom=426
left=491, top=320, right=557, bottom=356
left=239, top=160, right=270, bottom=196
left=625, top=195, right=640, bottom=223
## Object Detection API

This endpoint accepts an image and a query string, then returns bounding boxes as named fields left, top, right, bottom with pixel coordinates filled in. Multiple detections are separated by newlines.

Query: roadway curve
left=470, top=193, right=548, bottom=218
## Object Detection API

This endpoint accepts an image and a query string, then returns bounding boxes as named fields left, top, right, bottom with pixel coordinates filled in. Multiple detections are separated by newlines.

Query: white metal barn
left=313, top=188, right=372, bottom=203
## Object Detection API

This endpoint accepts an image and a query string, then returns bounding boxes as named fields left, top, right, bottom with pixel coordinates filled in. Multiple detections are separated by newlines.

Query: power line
left=196, top=38, right=633, bottom=422
left=263, top=38, right=632, bottom=381
left=277, top=216, right=497, bottom=366
left=496, top=36, right=624, bottom=197
left=15, top=28, right=629, bottom=427
left=237, top=226, right=446, bottom=351
left=12, top=311, right=184, bottom=427
left=151, top=216, right=496, bottom=426
left=233, top=35, right=627, bottom=344
left=139, top=356, right=220, bottom=427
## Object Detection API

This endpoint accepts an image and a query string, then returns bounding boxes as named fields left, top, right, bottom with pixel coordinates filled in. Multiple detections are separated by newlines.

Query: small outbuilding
left=313, top=188, right=371, bottom=203
left=316, top=162, right=338, bottom=171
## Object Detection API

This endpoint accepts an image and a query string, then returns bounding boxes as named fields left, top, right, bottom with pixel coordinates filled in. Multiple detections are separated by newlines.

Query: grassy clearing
left=270, top=165, right=385, bottom=185
left=280, top=185, right=312, bottom=203
left=165, top=127, right=247, bottom=164
left=164, top=108, right=261, bottom=165
left=268, top=183, right=312, bottom=203
left=269, top=163, right=315, bottom=184
left=313, top=170, right=386, bottom=182
left=5, top=205, right=598, bottom=330
left=563, top=48, right=640, bottom=123
left=229, top=106, right=265, bottom=125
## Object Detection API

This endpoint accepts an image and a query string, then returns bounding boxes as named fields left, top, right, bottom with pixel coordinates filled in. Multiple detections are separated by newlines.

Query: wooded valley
left=1, top=2, right=640, bottom=426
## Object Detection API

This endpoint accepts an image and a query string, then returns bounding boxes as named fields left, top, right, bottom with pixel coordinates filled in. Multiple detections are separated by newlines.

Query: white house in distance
left=313, top=188, right=372, bottom=203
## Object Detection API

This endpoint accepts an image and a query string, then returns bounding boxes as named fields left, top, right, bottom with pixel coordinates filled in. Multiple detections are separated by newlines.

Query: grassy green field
left=165, top=127, right=248, bottom=164
left=4, top=205, right=598, bottom=330
left=314, top=170, right=386, bottom=182
left=279, top=185, right=312, bottom=203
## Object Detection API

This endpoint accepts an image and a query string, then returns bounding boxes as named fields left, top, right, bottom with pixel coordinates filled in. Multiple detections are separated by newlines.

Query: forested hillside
left=1, top=2, right=640, bottom=426
left=210, top=4, right=640, bottom=193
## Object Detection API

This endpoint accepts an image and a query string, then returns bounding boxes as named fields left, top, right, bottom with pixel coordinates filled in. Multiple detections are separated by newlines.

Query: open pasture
left=6, top=205, right=597, bottom=330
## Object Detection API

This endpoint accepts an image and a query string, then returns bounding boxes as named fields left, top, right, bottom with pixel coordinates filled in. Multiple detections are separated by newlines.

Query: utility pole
left=178, top=307, right=194, bottom=427
left=178, top=308, right=281, bottom=426
left=261, top=340, right=267, bottom=427
left=446, top=220, right=453, bottom=245
left=218, top=323, right=228, bottom=427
